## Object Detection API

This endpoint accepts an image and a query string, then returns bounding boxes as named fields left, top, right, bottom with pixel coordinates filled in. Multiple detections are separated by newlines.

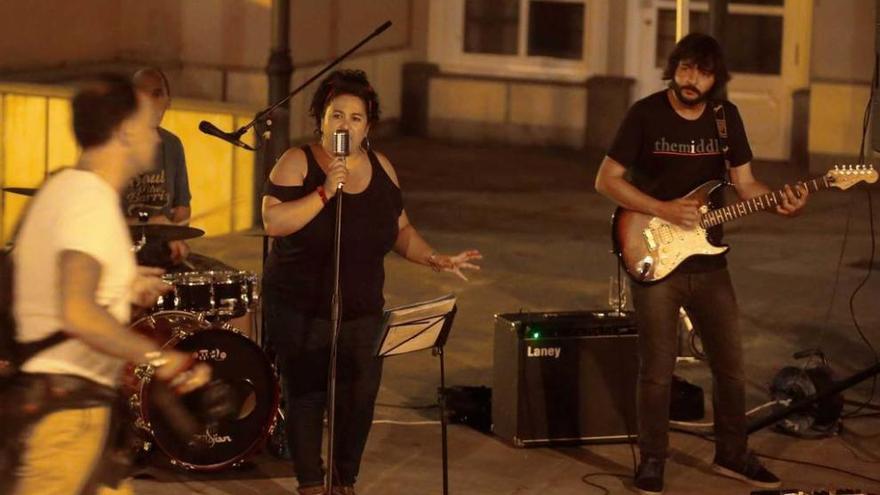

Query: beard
left=670, top=80, right=710, bottom=106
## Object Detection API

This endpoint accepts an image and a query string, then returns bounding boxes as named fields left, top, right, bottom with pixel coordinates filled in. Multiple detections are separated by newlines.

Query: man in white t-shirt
left=2, top=74, right=210, bottom=495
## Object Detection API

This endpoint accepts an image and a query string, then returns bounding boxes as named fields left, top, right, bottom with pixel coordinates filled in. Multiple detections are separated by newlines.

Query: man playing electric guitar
left=595, top=33, right=807, bottom=494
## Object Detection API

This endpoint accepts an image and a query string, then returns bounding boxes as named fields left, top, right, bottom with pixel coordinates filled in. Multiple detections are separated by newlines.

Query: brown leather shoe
left=297, top=486, right=326, bottom=495
left=330, top=486, right=355, bottom=495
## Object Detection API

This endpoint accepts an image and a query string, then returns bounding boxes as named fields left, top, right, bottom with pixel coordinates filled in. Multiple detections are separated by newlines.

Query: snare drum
left=155, top=270, right=259, bottom=318
left=126, top=311, right=279, bottom=471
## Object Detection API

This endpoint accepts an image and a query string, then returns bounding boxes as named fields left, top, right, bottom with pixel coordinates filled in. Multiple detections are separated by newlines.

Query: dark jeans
left=631, top=268, right=746, bottom=463
left=265, top=291, right=384, bottom=488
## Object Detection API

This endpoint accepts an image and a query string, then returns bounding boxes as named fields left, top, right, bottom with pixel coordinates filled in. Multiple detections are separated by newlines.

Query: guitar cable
left=841, top=52, right=879, bottom=418
left=814, top=52, right=879, bottom=419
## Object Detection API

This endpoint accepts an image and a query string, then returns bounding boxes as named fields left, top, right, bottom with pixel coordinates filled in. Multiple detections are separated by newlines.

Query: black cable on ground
left=671, top=428, right=880, bottom=485
left=754, top=451, right=880, bottom=485
left=580, top=473, right=630, bottom=495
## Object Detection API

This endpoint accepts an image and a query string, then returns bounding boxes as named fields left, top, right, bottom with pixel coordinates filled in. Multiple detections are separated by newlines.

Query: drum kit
left=126, top=224, right=279, bottom=471
left=3, top=185, right=280, bottom=471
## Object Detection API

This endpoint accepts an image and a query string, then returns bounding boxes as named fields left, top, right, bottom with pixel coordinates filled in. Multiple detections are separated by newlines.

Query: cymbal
left=129, top=224, right=205, bottom=242
left=2, top=187, right=38, bottom=197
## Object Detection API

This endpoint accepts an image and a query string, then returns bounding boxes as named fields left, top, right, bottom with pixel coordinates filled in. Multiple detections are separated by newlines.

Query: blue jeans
left=264, top=291, right=384, bottom=488
left=631, top=268, right=747, bottom=463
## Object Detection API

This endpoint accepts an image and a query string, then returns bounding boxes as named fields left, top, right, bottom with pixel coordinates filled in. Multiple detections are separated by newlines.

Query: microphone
left=332, top=129, right=350, bottom=157
left=332, top=129, right=350, bottom=190
left=198, top=121, right=254, bottom=151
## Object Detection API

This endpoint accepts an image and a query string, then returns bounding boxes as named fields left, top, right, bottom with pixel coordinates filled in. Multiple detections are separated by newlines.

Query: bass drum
left=129, top=311, right=279, bottom=471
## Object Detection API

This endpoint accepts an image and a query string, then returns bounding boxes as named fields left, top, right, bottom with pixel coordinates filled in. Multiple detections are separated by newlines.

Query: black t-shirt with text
left=607, top=90, right=753, bottom=272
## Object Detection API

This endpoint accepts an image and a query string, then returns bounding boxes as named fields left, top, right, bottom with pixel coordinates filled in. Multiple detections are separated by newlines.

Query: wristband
left=316, top=185, right=329, bottom=205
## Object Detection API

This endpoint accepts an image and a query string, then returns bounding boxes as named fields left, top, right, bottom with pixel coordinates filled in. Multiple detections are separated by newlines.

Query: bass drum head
left=142, top=329, right=279, bottom=470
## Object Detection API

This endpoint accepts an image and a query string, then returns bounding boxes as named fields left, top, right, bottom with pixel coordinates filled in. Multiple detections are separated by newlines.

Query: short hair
left=72, top=74, right=139, bottom=149
left=309, top=69, right=381, bottom=134
left=132, top=67, right=171, bottom=97
left=662, top=33, right=731, bottom=98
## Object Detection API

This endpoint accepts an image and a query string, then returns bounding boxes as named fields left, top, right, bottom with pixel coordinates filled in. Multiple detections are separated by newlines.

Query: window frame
left=653, top=0, right=785, bottom=72
left=427, top=0, right=606, bottom=82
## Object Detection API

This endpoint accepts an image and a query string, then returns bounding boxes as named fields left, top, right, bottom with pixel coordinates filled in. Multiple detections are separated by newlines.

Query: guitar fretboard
left=700, top=176, right=830, bottom=228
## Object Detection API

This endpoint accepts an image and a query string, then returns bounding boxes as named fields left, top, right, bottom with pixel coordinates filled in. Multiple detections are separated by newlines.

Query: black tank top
left=263, top=145, right=403, bottom=320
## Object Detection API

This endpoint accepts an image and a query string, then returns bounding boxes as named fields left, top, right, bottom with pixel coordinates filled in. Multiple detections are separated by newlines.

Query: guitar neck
left=701, top=176, right=830, bottom=228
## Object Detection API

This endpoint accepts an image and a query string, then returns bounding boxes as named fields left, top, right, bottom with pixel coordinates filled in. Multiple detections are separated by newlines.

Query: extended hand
left=775, top=183, right=808, bottom=216
left=429, top=249, right=483, bottom=281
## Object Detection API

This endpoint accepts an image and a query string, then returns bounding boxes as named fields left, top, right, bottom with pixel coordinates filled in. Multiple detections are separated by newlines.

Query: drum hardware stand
left=748, top=361, right=880, bottom=434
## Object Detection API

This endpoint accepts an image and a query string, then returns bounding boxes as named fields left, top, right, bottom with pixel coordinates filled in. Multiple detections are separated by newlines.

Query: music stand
left=375, top=293, right=457, bottom=495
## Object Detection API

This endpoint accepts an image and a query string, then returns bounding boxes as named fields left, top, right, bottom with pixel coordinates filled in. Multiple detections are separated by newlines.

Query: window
left=428, top=0, right=599, bottom=81
left=464, top=0, right=586, bottom=60
left=528, top=1, right=585, bottom=60
left=464, top=0, right=519, bottom=55
left=655, top=0, right=784, bottom=75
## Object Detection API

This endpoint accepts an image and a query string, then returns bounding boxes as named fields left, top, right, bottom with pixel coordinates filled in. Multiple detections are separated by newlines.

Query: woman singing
left=262, top=69, right=481, bottom=495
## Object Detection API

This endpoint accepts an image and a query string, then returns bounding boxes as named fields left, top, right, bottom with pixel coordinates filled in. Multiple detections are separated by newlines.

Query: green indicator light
left=532, top=331, right=540, bottom=339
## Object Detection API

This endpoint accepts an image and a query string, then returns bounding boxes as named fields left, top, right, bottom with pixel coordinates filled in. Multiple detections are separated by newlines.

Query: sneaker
left=634, top=457, right=664, bottom=495
left=712, top=452, right=781, bottom=488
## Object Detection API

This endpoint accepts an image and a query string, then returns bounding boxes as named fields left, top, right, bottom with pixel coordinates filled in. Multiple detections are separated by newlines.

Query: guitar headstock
left=827, top=164, right=878, bottom=190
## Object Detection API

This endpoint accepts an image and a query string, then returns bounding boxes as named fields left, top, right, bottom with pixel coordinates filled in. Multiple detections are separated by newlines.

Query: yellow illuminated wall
left=808, top=82, right=871, bottom=157
left=0, top=83, right=257, bottom=244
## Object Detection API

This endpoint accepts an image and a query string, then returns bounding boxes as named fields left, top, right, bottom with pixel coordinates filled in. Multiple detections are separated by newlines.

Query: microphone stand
left=200, top=20, right=392, bottom=150
left=326, top=177, right=344, bottom=494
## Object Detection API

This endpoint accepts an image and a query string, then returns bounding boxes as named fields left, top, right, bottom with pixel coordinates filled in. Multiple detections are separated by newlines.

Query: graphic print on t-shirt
left=124, top=169, right=169, bottom=217
left=653, top=137, right=722, bottom=157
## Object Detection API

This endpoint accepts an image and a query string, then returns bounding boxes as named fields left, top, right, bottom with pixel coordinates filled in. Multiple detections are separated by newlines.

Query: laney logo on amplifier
left=526, top=346, right=561, bottom=358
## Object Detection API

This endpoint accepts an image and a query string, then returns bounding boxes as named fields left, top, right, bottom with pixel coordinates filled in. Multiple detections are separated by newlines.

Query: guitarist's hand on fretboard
left=656, top=197, right=701, bottom=229
left=773, top=183, right=809, bottom=217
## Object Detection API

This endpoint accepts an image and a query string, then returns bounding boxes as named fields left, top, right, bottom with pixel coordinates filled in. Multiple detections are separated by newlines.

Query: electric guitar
left=612, top=165, right=878, bottom=283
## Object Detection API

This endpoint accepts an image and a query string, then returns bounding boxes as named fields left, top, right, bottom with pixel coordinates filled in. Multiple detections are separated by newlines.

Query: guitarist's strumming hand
left=656, top=198, right=701, bottom=229
left=775, top=183, right=809, bottom=217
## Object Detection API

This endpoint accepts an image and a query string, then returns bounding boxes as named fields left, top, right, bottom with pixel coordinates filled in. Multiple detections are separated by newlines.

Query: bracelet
left=316, top=185, right=329, bottom=205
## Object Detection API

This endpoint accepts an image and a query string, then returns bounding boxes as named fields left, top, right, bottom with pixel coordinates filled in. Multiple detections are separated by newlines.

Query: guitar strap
left=711, top=100, right=731, bottom=172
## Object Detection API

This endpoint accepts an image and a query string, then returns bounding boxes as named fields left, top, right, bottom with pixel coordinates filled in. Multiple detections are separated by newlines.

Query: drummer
left=122, top=67, right=192, bottom=269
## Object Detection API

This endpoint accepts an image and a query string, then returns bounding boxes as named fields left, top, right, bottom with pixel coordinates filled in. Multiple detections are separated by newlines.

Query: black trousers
left=631, top=268, right=747, bottom=464
left=264, top=291, right=384, bottom=488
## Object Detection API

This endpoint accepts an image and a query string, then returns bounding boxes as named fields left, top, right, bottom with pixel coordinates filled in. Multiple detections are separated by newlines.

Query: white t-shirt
left=13, top=168, right=136, bottom=387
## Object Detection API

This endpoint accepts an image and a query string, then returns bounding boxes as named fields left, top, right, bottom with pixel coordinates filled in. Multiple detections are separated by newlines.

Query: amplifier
left=492, top=310, right=638, bottom=447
